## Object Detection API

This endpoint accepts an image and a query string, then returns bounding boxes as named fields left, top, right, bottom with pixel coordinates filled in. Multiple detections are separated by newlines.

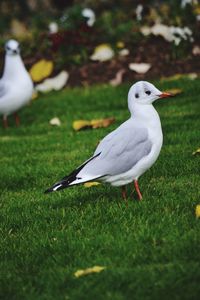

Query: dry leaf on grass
left=73, top=120, right=91, bottom=131
left=84, top=182, right=101, bottom=188
left=195, top=205, right=200, bottom=218
left=29, top=59, right=54, bottom=82
left=162, top=73, right=198, bottom=81
left=73, top=117, right=115, bottom=131
left=91, top=118, right=115, bottom=128
left=192, top=148, right=200, bottom=156
left=35, top=71, right=69, bottom=93
left=129, top=63, right=151, bottom=74
left=109, top=69, right=125, bottom=87
left=31, top=91, right=38, bottom=100
left=74, top=266, right=106, bottom=278
left=90, top=44, right=114, bottom=62
left=165, top=88, right=183, bottom=96
left=49, top=117, right=61, bottom=126
left=119, top=49, right=129, bottom=56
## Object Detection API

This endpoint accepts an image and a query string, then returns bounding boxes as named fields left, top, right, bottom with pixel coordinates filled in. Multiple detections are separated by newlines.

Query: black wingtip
left=44, top=153, right=102, bottom=195
left=44, top=188, right=53, bottom=194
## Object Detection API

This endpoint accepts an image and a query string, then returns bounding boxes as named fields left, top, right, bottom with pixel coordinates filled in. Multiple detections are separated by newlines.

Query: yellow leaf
left=31, top=91, right=38, bottom=100
left=73, top=118, right=115, bottom=131
left=29, top=59, right=54, bottom=82
left=84, top=182, right=101, bottom=188
left=90, top=117, right=115, bottom=128
left=195, top=205, right=200, bottom=218
left=73, top=120, right=91, bottom=131
left=194, top=5, right=200, bottom=15
left=90, top=44, right=114, bottom=62
left=74, top=266, right=106, bottom=278
left=116, top=41, right=125, bottom=48
left=165, top=88, right=183, bottom=96
left=192, top=148, right=200, bottom=156
left=162, top=73, right=198, bottom=81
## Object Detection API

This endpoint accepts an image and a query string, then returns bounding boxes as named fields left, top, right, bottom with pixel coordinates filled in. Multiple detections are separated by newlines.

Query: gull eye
left=135, top=93, right=139, bottom=98
left=145, top=90, right=151, bottom=95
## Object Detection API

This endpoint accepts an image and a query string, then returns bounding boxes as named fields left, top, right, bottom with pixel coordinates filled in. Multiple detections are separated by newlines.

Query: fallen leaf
left=192, top=45, right=200, bottom=56
left=82, top=8, right=96, bottom=27
left=29, top=59, right=54, bottom=82
left=73, top=120, right=91, bottom=131
left=118, top=49, right=130, bottom=56
left=31, top=91, right=38, bottom=100
left=129, top=63, right=151, bottom=74
left=162, top=73, right=198, bottom=81
left=74, top=266, right=106, bottom=278
left=165, top=88, right=183, bottom=95
left=11, top=19, right=31, bottom=38
left=84, top=182, right=101, bottom=188
left=73, top=117, right=115, bottom=131
left=35, top=71, right=69, bottom=93
left=90, top=44, right=114, bottom=62
left=49, top=22, right=59, bottom=34
left=195, top=205, right=200, bottom=218
left=141, top=23, right=193, bottom=45
left=49, top=117, right=61, bottom=126
left=110, top=69, right=125, bottom=86
left=192, top=148, right=200, bottom=156
left=116, top=41, right=125, bottom=48
left=90, top=117, right=115, bottom=128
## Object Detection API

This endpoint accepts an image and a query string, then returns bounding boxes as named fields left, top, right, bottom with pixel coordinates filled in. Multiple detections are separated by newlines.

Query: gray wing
left=80, top=126, right=152, bottom=177
left=0, top=81, right=8, bottom=98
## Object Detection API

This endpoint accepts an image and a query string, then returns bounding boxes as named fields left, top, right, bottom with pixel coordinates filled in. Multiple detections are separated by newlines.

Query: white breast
left=0, top=54, right=33, bottom=116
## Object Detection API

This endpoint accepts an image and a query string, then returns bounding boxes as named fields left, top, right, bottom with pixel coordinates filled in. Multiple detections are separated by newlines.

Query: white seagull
left=45, top=81, right=173, bottom=200
left=0, top=39, right=33, bottom=128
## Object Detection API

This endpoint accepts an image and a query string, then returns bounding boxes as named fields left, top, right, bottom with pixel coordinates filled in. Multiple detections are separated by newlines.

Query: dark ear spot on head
left=145, top=90, right=151, bottom=95
left=135, top=93, right=139, bottom=98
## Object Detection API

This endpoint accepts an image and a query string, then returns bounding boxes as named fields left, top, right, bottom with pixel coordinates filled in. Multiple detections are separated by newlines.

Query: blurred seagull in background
left=45, top=81, right=173, bottom=201
left=0, top=39, right=33, bottom=128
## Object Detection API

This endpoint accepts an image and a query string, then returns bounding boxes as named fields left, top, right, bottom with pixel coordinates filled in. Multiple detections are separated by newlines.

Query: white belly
left=0, top=78, right=33, bottom=116
left=103, top=126, right=163, bottom=186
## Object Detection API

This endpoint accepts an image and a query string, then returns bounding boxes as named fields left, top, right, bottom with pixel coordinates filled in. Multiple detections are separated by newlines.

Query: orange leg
left=14, top=113, right=20, bottom=127
left=134, top=180, right=142, bottom=201
left=3, top=116, right=8, bottom=129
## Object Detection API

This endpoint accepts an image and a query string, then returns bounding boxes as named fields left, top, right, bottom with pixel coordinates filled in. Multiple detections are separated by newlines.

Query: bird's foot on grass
left=134, top=180, right=143, bottom=201
left=14, top=113, right=20, bottom=127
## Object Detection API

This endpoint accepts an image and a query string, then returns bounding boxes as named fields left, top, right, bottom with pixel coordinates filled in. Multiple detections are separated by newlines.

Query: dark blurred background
left=0, top=0, right=199, bottom=86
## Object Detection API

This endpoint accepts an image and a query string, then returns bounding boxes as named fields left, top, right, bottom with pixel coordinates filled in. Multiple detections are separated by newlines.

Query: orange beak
left=158, top=92, right=174, bottom=98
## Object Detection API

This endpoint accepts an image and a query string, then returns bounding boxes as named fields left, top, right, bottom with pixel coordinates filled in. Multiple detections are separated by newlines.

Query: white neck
left=3, top=54, right=27, bottom=80
left=130, top=103, right=161, bottom=128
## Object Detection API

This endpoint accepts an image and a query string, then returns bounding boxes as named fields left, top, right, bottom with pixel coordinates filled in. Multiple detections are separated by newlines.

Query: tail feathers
left=45, top=153, right=101, bottom=194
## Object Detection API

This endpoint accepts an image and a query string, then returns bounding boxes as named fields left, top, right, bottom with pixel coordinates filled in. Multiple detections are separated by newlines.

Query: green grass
left=0, top=79, right=200, bottom=300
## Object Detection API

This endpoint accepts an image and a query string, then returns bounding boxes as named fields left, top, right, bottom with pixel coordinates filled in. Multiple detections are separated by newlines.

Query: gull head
left=128, top=81, right=173, bottom=110
left=5, top=39, right=20, bottom=56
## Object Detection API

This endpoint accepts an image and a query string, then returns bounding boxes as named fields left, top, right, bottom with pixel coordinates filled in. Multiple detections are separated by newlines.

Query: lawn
left=0, top=79, right=200, bottom=300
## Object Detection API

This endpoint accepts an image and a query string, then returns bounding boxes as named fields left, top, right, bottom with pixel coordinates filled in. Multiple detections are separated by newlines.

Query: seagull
left=0, top=39, right=33, bottom=128
left=45, top=81, right=173, bottom=200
